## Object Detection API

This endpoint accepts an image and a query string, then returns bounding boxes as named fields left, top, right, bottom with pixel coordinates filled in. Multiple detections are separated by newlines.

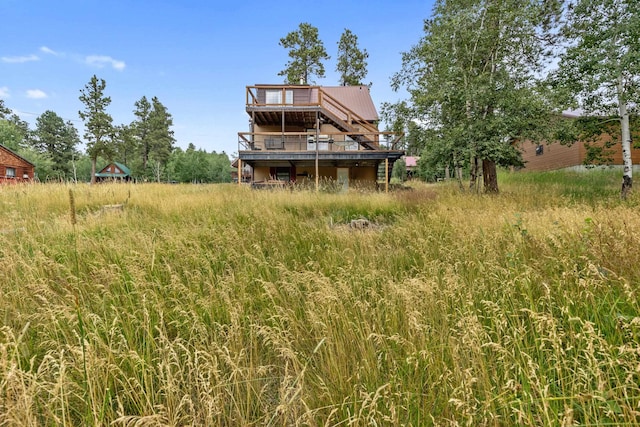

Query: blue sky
left=1, top=0, right=434, bottom=156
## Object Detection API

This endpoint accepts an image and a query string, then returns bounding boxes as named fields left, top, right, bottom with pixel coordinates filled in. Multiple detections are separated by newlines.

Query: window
left=535, top=145, right=544, bottom=156
left=6, top=167, right=16, bottom=178
left=265, top=89, right=293, bottom=105
left=276, top=167, right=291, bottom=181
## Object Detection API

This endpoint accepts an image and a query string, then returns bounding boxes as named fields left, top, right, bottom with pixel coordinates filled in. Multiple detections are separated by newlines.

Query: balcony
left=244, top=85, right=405, bottom=150
left=238, top=131, right=403, bottom=152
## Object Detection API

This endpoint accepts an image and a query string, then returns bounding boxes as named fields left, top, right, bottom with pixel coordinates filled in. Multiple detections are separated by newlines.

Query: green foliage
left=147, top=97, right=175, bottom=166
left=554, top=0, right=640, bottom=114
left=17, top=147, right=56, bottom=181
left=0, top=99, right=10, bottom=118
left=0, top=100, right=31, bottom=151
left=392, top=0, right=562, bottom=192
left=167, top=144, right=232, bottom=183
left=78, top=75, right=114, bottom=182
left=391, top=158, right=407, bottom=182
left=32, top=110, right=80, bottom=179
left=132, top=95, right=152, bottom=168
left=0, top=119, right=25, bottom=151
left=112, top=124, right=137, bottom=167
left=553, top=0, right=639, bottom=196
left=336, top=28, right=369, bottom=86
left=128, top=96, right=176, bottom=181
left=72, top=153, right=101, bottom=182
left=279, top=22, right=330, bottom=84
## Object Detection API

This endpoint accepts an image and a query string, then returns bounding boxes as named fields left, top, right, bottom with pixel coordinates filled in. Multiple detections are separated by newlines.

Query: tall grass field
left=1, top=171, right=639, bottom=426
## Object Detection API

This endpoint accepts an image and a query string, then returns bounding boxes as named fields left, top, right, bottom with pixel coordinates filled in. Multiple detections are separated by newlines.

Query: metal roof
left=96, top=162, right=131, bottom=177
left=315, top=86, right=379, bottom=122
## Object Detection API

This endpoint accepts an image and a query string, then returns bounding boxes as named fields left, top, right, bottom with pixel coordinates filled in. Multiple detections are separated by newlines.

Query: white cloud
left=85, top=55, right=126, bottom=71
left=26, top=89, right=47, bottom=99
left=40, top=46, right=59, bottom=56
left=0, top=87, right=9, bottom=98
left=1, top=54, right=39, bottom=63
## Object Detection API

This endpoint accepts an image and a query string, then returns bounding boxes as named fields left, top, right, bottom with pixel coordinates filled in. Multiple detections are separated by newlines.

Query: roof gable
left=96, top=162, right=131, bottom=177
left=0, top=144, right=35, bottom=167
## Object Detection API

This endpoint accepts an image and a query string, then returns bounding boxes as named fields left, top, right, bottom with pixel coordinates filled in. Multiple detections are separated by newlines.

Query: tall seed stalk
left=69, top=189, right=93, bottom=425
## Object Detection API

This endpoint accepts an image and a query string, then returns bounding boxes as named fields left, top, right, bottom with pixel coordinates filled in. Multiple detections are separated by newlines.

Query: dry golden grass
left=0, top=177, right=638, bottom=426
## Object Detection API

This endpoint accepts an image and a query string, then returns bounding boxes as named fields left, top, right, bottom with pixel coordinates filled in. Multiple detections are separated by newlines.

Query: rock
left=349, top=218, right=370, bottom=229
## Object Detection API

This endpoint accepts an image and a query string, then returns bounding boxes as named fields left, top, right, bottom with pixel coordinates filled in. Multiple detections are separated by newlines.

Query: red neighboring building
left=0, top=144, right=34, bottom=183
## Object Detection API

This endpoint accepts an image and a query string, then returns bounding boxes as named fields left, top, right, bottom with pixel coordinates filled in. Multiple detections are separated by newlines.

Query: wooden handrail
left=317, top=88, right=379, bottom=134
left=243, top=85, right=405, bottom=149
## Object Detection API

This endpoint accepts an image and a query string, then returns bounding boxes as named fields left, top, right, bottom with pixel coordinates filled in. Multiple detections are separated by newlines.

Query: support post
left=238, top=158, right=242, bottom=185
left=315, top=113, right=319, bottom=192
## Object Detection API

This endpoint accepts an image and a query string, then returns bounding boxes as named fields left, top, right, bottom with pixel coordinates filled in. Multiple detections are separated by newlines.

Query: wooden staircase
left=317, top=88, right=380, bottom=150
left=377, top=160, right=396, bottom=183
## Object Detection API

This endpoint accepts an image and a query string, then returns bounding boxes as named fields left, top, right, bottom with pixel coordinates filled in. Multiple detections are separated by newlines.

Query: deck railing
left=246, top=85, right=378, bottom=133
left=242, top=85, right=404, bottom=151
left=238, top=131, right=403, bottom=152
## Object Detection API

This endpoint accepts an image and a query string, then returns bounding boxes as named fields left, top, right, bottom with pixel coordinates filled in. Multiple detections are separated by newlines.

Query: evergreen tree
left=0, top=99, right=11, bottom=118
left=33, top=110, right=79, bottom=179
left=113, top=124, right=137, bottom=168
left=78, top=75, right=114, bottom=183
left=132, top=96, right=152, bottom=169
left=336, top=29, right=369, bottom=86
left=130, top=96, right=175, bottom=180
left=148, top=96, right=175, bottom=182
left=279, top=22, right=330, bottom=84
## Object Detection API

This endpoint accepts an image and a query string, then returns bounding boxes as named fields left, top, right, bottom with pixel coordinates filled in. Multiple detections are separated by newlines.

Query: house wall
left=255, top=87, right=313, bottom=105
left=0, top=146, right=34, bottom=182
left=252, top=165, right=377, bottom=184
left=519, top=141, right=582, bottom=171
left=520, top=136, right=640, bottom=172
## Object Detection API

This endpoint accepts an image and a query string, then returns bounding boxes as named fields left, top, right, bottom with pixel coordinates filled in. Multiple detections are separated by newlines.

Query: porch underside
left=238, top=150, right=404, bottom=168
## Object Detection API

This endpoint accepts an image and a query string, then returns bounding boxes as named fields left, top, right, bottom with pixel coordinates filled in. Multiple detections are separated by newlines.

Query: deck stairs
left=317, top=89, right=380, bottom=150
left=377, top=160, right=396, bottom=183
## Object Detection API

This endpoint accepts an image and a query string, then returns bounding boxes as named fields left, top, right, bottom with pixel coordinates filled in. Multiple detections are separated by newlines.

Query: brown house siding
left=520, top=138, right=640, bottom=172
left=520, top=141, right=582, bottom=171
left=0, top=145, right=34, bottom=183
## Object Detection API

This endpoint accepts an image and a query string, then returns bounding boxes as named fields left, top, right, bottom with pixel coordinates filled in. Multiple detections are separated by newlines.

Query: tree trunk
left=452, top=153, right=463, bottom=190
left=618, top=76, right=632, bottom=200
left=483, top=159, right=499, bottom=193
left=469, top=156, right=481, bottom=193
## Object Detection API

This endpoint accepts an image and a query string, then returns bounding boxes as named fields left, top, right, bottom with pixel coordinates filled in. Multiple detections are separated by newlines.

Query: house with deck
left=0, top=144, right=34, bottom=183
left=236, top=84, right=404, bottom=190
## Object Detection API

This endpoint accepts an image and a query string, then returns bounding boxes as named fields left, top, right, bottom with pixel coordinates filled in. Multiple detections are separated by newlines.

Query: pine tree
left=33, top=110, right=80, bottom=179
left=78, top=75, right=114, bottom=183
left=336, top=29, right=369, bottom=86
left=278, top=22, right=330, bottom=84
